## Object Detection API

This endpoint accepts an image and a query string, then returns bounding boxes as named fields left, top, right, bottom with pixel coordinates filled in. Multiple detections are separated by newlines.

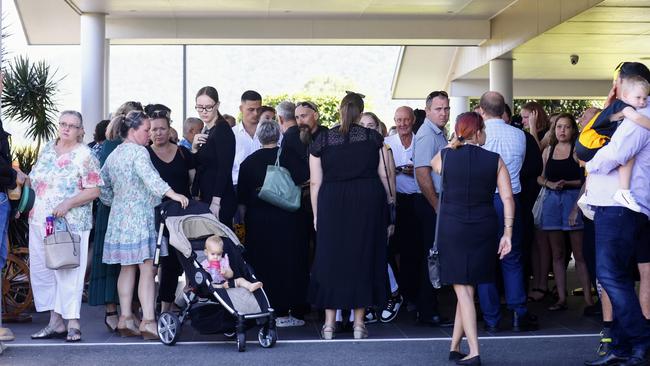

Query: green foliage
left=2, top=56, right=62, bottom=152
left=10, top=144, right=38, bottom=174
left=469, top=98, right=603, bottom=117
left=263, top=93, right=341, bottom=128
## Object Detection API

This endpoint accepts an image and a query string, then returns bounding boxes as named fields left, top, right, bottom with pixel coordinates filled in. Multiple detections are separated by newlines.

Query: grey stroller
left=154, top=200, right=277, bottom=351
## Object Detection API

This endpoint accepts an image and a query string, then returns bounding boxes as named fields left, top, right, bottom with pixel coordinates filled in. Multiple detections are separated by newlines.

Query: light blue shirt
left=585, top=104, right=650, bottom=218
left=412, top=118, right=448, bottom=194
left=178, top=138, right=192, bottom=150
left=483, top=118, right=525, bottom=194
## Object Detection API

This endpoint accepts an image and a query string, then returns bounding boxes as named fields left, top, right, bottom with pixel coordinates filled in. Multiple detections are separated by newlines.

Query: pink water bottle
left=45, top=216, right=54, bottom=236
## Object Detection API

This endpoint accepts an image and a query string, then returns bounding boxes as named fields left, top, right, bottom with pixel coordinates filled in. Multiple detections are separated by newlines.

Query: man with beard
left=282, top=101, right=328, bottom=184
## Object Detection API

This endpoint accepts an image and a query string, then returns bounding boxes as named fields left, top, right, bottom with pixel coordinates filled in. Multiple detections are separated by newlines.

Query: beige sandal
left=117, top=316, right=141, bottom=337
left=139, top=319, right=159, bottom=341
left=321, top=324, right=335, bottom=340
left=353, top=324, right=368, bottom=339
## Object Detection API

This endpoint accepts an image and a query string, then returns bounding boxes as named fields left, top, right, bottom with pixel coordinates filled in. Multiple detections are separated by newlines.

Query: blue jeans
left=478, top=193, right=527, bottom=326
left=0, top=192, right=10, bottom=269
left=594, top=206, right=650, bottom=357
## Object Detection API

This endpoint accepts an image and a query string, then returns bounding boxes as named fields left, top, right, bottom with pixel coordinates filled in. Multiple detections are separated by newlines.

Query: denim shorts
left=541, top=188, right=583, bottom=231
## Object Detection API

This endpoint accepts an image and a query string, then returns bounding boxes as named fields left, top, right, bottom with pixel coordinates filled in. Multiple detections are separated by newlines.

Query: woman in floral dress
left=101, top=110, right=188, bottom=340
left=29, top=111, right=103, bottom=343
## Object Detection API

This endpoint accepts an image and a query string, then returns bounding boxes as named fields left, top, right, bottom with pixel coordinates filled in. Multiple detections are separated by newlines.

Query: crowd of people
left=0, top=61, right=648, bottom=365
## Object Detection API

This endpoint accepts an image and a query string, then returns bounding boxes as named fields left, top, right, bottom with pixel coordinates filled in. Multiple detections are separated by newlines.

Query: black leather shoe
left=584, top=351, right=628, bottom=366
left=419, top=314, right=454, bottom=327
left=456, top=355, right=481, bottom=365
left=449, top=351, right=467, bottom=361
left=512, top=312, right=539, bottom=332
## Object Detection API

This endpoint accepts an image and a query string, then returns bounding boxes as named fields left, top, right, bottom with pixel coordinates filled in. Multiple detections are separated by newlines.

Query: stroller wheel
left=258, top=327, right=277, bottom=348
left=236, top=332, right=246, bottom=352
left=158, top=312, right=182, bottom=346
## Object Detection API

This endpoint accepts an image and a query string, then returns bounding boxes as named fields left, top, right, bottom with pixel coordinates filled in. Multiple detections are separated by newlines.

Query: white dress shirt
left=232, top=123, right=261, bottom=185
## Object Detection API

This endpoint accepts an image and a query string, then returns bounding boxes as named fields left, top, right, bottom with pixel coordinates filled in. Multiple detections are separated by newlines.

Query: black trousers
left=412, top=193, right=440, bottom=318
left=158, top=246, right=183, bottom=303
left=390, top=193, right=419, bottom=300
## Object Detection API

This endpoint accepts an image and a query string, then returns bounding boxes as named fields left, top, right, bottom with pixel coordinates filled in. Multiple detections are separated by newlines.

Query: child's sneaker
left=275, top=315, right=305, bottom=327
left=577, top=193, right=595, bottom=220
left=613, top=189, right=642, bottom=212
left=364, top=308, right=378, bottom=324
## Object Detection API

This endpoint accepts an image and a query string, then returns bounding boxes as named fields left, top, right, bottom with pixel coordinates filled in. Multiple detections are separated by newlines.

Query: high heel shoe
left=353, top=324, right=368, bottom=339
left=104, top=311, right=118, bottom=333
left=139, top=319, right=159, bottom=341
left=117, top=316, right=141, bottom=337
left=456, top=355, right=481, bottom=365
left=321, top=324, right=335, bottom=340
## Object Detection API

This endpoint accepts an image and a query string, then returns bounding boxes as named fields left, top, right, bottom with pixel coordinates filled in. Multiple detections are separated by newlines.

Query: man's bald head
left=479, top=91, right=506, bottom=119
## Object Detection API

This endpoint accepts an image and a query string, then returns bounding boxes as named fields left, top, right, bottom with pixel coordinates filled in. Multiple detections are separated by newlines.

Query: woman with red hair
left=431, top=112, right=514, bottom=365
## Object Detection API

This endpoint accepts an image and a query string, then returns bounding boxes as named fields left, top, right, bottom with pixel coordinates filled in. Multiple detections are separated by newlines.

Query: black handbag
left=427, top=151, right=446, bottom=289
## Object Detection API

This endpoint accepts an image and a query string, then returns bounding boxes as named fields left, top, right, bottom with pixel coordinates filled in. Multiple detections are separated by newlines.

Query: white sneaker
left=577, top=193, right=595, bottom=220
left=275, top=315, right=305, bottom=327
left=613, top=189, right=642, bottom=212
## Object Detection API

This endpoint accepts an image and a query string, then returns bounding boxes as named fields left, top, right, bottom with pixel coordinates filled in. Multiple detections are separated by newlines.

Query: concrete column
left=81, top=13, right=106, bottom=141
left=489, top=55, right=514, bottom=110
left=104, top=39, right=110, bottom=118
left=449, top=96, right=469, bottom=135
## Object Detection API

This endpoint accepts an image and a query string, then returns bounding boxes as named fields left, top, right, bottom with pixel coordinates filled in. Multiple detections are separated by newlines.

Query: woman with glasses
left=88, top=101, right=144, bottom=333
left=191, top=86, right=237, bottom=227
left=146, top=106, right=195, bottom=313
left=101, top=110, right=189, bottom=340
left=29, top=111, right=103, bottom=343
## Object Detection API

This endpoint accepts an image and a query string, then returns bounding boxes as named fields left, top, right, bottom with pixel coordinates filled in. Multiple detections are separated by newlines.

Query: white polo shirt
left=232, top=123, right=261, bottom=185
left=384, top=133, right=418, bottom=194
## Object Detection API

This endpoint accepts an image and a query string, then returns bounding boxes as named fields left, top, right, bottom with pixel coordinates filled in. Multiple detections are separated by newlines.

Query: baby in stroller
left=201, top=235, right=263, bottom=292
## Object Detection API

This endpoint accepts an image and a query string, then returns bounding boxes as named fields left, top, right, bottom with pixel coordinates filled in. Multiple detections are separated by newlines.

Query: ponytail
left=450, top=135, right=465, bottom=149
left=339, top=92, right=364, bottom=135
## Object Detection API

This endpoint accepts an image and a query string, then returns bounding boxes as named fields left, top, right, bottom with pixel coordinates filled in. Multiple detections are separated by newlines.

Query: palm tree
left=2, top=56, right=61, bottom=152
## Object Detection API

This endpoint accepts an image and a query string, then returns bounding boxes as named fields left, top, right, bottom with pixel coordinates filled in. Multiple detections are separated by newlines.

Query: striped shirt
left=483, top=118, right=525, bottom=194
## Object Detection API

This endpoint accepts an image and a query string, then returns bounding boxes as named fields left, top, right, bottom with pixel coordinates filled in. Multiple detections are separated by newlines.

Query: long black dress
left=191, top=119, right=236, bottom=227
left=237, top=147, right=308, bottom=316
left=438, top=145, right=500, bottom=285
left=308, top=124, right=388, bottom=309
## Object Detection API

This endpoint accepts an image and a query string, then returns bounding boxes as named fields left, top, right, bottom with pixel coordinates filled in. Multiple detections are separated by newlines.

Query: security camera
left=570, top=54, right=579, bottom=65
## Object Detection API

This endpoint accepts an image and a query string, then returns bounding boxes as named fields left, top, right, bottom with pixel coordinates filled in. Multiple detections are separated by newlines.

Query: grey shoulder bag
left=427, top=150, right=446, bottom=289
left=44, top=218, right=81, bottom=270
left=258, top=147, right=301, bottom=212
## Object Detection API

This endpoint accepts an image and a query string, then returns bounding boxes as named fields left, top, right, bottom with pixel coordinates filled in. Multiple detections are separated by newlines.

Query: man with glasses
left=232, top=90, right=263, bottom=187
left=412, top=91, right=453, bottom=327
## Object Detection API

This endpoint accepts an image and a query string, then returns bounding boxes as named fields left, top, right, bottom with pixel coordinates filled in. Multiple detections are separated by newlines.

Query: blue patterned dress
left=100, top=142, right=170, bottom=265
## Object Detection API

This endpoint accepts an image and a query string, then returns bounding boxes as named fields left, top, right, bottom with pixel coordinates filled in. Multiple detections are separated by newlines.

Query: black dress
left=191, top=119, right=237, bottom=226
left=237, top=147, right=308, bottom=315
left=147, top=145, right=194, bottom=303
left=438, top=145, right=500, bottom=285
left=308, top=124, right=388, bottom=309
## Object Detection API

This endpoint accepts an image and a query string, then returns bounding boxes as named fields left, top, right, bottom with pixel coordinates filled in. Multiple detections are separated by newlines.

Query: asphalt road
left=0, top=335, right=599, bottom=366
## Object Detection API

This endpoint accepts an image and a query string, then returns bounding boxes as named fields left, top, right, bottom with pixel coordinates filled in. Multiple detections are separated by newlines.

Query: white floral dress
left=29, top=141, right=103, bottom=232
left=100, top=142, right=171, bottom=265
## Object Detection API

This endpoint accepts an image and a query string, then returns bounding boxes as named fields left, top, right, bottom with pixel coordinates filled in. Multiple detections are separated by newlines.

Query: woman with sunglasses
left=191, top=86, right=237, bottom=227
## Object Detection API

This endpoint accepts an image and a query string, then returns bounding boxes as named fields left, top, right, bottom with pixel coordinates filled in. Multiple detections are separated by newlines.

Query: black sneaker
left=364, top=308, right=378, bottom=324
left=380, top=294, right=403, bottom=323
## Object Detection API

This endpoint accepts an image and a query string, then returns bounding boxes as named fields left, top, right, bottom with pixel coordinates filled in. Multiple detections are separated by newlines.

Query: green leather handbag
left=258, top=147, right=301, bottom=212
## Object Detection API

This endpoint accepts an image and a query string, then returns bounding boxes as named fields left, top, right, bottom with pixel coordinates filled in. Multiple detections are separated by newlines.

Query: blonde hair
left=204, top=235, right=224, bottom=252
left=105, top=101, right=144, bottom=140
left=622, top=74, right=650, bottom=96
